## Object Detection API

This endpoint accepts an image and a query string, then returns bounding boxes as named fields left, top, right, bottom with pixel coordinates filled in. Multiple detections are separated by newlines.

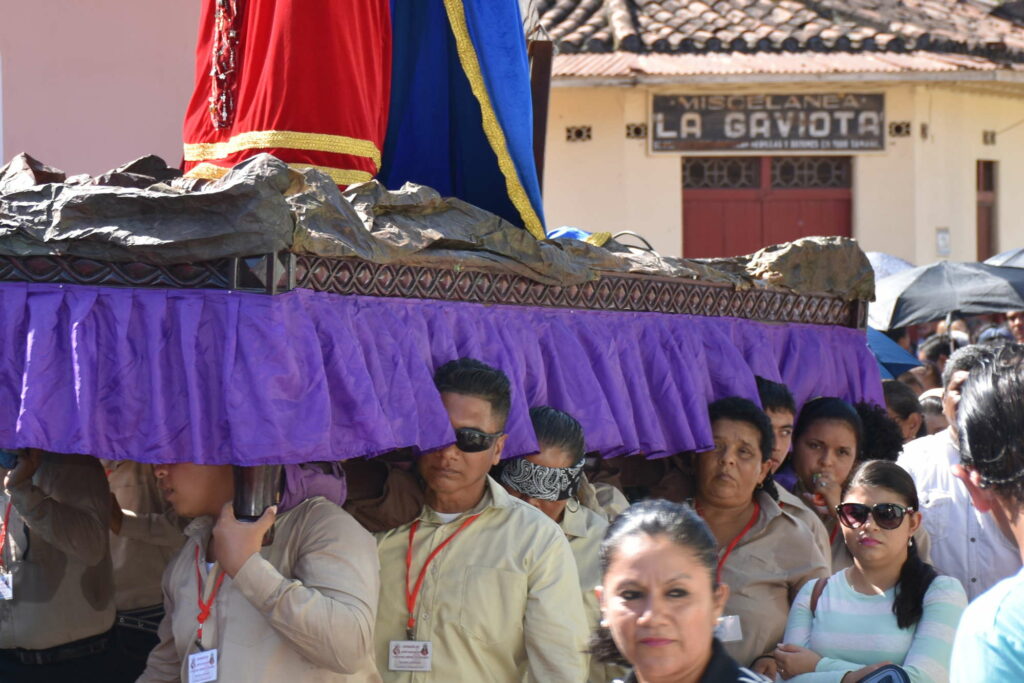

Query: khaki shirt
left=719, top=491, right=829, bottom=667
left=0, top=453, right=115, bottom=649
left=375, top=476, right=589, bottom=682
left=104, top=459, right=185, bottom=610
left=561, top=503, right=625, bottom=683
left=776, top=486, right=832, bottom=570
left=140, top=497, right=381, bottom=683
left=578, top=477, right=629, bottom=522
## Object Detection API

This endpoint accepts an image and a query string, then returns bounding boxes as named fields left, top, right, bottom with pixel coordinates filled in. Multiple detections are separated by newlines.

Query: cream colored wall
left=545, top=80, right=1024, bottom=263
left=851, top=85, right=917, bottom=263
left=544, top=87, right=682, bottom=256
left=911, top=86, right=1024, bottom=263
left=0, top=1, right=199, bottom=176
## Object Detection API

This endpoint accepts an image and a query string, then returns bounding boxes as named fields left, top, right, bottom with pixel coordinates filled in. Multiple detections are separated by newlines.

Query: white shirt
left=898, top=431, right=1020, bottom=601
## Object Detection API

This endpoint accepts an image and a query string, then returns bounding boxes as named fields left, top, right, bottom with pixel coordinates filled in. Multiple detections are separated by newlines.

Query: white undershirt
left=430, top=509, right=462, bottom=524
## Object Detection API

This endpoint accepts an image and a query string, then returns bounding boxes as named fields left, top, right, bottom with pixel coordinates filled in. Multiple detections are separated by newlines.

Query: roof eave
left=553, top=69, right=1024, bottom=88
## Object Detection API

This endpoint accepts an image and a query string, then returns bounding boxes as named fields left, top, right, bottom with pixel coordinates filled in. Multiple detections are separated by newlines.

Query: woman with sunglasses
left=691, top=398, right=828, bottom=676
left=774, top=460, right=966, bottom=682
left=791, top=398, right=931, bottom=572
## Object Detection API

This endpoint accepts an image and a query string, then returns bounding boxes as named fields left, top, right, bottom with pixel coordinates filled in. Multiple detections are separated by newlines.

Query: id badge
left=0, top=572, right=12, bottom=600
left=187, top=648, right=218, bottom=683
left=715, top=615, right=743, bottom=642
left=388, top=640, right=432, bottom=672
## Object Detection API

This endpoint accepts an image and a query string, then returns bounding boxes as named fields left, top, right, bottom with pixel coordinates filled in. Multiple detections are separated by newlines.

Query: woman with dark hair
left=690, top=398, right=828, bottom=674
left=854, top=401, right=906, bottom=462
left=593, top=499, right=771, bottom=683
left=882, top=380, right=925, bottom=443
left=917, top=391, right=948, bottom=435
left=498, top=406, right=623, bottom=683
left=775, top=461, right=966, bottom=682
left=791, top=398, right=930, bottom=571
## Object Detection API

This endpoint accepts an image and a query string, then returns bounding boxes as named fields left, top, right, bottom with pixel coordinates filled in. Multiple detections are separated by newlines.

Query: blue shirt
left=951, top=567, right=1024, bottom=682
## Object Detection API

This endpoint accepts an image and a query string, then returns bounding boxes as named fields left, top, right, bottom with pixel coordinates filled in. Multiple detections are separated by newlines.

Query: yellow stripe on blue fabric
left=442, top=0, right=545, bottom=240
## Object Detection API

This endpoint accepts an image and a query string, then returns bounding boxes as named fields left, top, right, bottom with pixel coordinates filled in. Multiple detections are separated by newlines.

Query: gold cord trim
left=442, top=0, right=545, bottom=240
left=584, top=232, right=612, bottom=247
left=288, top=164, right=373, bottom=186
left=184, top=130, right=382, bottom=169
left=184, top=163, right=231, bottom=180
left=185, top=162, right=373, bottom=186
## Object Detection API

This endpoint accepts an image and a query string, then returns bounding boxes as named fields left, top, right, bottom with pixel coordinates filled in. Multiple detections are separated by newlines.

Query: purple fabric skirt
left=0, top=281, right=882, bottom=464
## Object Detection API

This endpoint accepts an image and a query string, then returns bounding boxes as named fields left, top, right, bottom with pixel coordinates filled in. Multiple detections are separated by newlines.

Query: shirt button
left=422, top=613, right=429, bottom=621
left=970, top=537, right=976, bottom=542
left=971, top=578, right=978, bottom=583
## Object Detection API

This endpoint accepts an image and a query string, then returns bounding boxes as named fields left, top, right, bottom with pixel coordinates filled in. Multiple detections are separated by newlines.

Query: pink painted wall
left=0, top=1, right=200, bottom=175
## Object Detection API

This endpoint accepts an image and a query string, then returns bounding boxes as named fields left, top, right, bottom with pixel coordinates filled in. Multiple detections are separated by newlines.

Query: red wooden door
left=683, top=156, right=852, bottom=259
left=976, top=160, right=997, bottom=261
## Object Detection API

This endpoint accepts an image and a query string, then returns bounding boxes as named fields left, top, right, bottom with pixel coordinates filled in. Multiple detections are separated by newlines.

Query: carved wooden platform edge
left=0, top=253, right=867, bottom=328
left=0, top=253, right=290, bottom=294
left=294, top=256, right=866, bottom=328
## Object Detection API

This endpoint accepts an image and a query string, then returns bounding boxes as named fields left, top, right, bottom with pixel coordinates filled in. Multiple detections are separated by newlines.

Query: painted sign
left=652, top=93, right=885, bottom=152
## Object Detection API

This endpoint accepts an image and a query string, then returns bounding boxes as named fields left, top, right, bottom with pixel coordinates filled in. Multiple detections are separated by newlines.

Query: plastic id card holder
left=188, top=648, right=218, bottom=683
left=388, top=640, right=432, bottom=672
left=715, top=615, right=743, bottom=642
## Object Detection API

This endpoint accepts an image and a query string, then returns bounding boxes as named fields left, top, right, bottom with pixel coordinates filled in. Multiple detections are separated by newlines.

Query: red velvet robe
left=182, top=0, right=391, bottom=188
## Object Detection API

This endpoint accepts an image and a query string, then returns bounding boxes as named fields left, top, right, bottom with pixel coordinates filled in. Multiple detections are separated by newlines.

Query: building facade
left=539, top=0, right=1024, bottom=263
left=0, top=1, right=198, bottom=175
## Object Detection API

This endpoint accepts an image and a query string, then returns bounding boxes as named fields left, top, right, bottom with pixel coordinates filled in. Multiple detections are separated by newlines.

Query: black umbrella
left=869, top=261, right=1024, bottom=330
left=985, top=248, right=1024, bottom=267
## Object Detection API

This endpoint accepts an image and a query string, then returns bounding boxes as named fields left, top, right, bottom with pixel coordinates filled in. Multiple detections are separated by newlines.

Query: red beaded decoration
left=209, top=0, right=242, bottom=129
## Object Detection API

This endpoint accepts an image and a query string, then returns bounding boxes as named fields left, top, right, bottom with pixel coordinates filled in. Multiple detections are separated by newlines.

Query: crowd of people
left=1, top=319, right=1024, bottom=682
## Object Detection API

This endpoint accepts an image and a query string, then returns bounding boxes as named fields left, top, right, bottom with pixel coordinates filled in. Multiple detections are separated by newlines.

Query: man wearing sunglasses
left=374, top=358, right=588, bottom=682
left=897, top=345, right=1021, bottom=600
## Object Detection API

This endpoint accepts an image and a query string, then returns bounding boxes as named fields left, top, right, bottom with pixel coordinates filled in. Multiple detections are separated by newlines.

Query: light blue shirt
left=951, top=567, right=1024, bottom=682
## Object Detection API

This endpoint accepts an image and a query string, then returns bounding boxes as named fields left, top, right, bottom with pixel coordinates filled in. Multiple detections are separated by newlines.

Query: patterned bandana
left=498, top=457, right=585, bottom=501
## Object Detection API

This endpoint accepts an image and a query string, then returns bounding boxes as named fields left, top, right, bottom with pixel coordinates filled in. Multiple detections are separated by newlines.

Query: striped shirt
left=783, top=569, right=966, bottom=682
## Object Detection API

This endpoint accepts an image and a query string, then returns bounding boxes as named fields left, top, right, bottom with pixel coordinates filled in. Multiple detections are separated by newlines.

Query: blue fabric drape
left=380, top=0, right=544, bottom=235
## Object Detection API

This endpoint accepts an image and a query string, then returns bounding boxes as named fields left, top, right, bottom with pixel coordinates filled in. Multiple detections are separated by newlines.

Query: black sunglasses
left=836, top=502, right=915, bottom=531
left=454, top=427, right=503, bottom=453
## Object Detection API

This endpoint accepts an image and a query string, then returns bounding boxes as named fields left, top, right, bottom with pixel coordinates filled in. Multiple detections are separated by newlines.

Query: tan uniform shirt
left=140, top=497, right=381, bottom=683
left=718, top=491, right=829, bottom=667
left=0, top=453, right=115, bottom=649
left=103, top=459, right=185, bottom=610
left=777, top=486, right=832, bottom=571
left=578, top=477, right=629, bottom=522
left=561, top=503, right=624, bottom=683
left=375, top=476, right=589, bottom=683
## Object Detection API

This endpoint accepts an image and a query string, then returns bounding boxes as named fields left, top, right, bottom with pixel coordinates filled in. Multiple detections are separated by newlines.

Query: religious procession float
left=0, top=0, right=881, bottom=510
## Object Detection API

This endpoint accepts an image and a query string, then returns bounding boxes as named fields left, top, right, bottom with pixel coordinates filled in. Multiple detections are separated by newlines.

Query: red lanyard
left=0, top=502, right=12, bottom=570
left=193, top=545, right=227, bottom=644
left=404, top=513, right=481, bottom=639
left=697, top=501, right=760, bottom=585
left=829, top=519, right=840, bottom=546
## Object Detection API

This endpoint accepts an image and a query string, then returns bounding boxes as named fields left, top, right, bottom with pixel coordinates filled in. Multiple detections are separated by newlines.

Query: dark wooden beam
left=528, top=40, right=553, bottom=194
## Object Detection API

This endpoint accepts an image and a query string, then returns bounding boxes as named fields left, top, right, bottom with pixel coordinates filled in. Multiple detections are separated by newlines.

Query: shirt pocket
left=458, top=566, right=527, bottom=645
left=919, top=489, right=955, bottom=541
